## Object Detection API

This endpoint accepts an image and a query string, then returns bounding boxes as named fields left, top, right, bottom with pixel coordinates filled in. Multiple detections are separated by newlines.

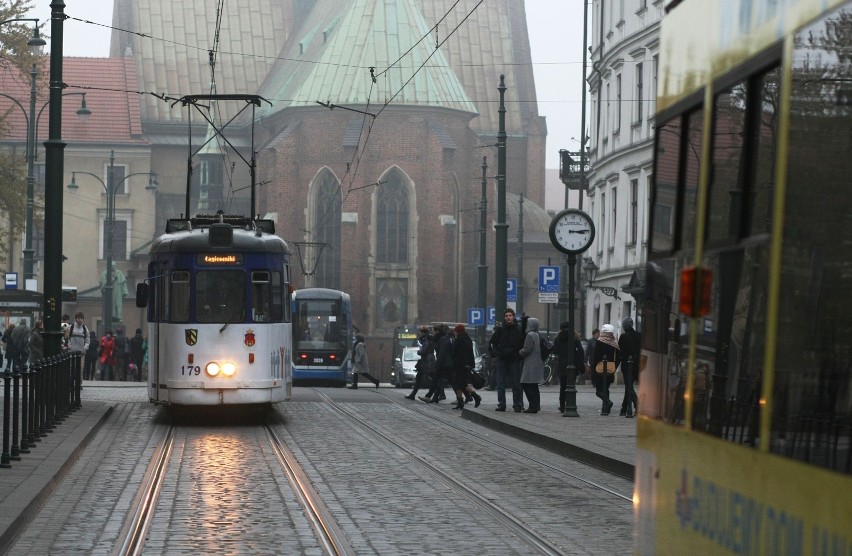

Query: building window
left=105, top=164, right=128, bottom=195
left=99, top=212, right=131, bottom=261
left=611, top=187, right=618, bottom=244
left=312, top=169, right=342, bottom=289
left=376, top=169, right=409, bottom=264
left=636, top=62, right=644, bottom=123
left=32, top=220, right=45, bottom=260
left=615, top=74, right=622, bottom=133
left=651, top=54, right=659, bottom=118
left=34, top=163, right=46, bottom=196
left=600, top=191, right=606, bottom=253
left=200, top=160, right=209, bottom=186
left=630, top=178, right=638, bottom=245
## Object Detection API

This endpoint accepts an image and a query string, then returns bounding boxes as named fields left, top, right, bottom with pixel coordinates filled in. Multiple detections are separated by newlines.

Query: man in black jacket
left=618, top=318, right=641, bottom=417
left=487, top=308, right=525, bottom=412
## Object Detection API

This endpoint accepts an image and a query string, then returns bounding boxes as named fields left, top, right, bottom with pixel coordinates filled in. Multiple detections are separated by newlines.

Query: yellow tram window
left=770, top=6, right=852, bottom=472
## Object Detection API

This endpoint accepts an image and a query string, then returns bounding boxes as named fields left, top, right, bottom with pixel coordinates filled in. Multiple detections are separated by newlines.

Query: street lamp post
left=67, top=150, right=157, bottom=331
left=582, top=257, right=621, bottom=300
left=0, top=20, right=90, bottom=289
left=22, top=60, right=38, bottom=285
left=0, top=18, right=45, bottom=284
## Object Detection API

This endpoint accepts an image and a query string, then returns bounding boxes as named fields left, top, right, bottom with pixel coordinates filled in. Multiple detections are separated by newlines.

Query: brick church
left=107, top=0, right=550, bottom=366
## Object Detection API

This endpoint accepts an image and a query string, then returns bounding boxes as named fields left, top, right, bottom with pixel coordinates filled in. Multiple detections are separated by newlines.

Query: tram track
left=371, top=390, right=633, bottom=502
left=263, top=422, right=354, bottom=555
left=115, top=417, right=353, bottom=556
left=312, top=390, right=582, bottom=555
left=360, top=392, right=633, bottom=503
left=116, top=423, right=175, bottom=556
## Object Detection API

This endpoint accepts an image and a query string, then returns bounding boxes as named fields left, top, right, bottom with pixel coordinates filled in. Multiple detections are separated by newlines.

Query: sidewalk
left=456, top=383, right=636, bottom=480
left=0, top=380, right=636, bottom=550
left=0, top=397, right=114, bottom=550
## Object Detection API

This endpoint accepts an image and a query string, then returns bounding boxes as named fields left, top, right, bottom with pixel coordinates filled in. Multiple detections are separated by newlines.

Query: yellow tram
left=637, top=0, right=852, bottom=553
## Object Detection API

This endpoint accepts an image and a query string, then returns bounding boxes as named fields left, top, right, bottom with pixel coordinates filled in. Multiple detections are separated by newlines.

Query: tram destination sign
left=197, top=253, right=245, bottom=265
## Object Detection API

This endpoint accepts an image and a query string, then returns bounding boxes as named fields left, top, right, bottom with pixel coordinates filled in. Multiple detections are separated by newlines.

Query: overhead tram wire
left=370, top=0, right=485, bottom=119
left=64, top=9, right=592, bottom=78
left=308, top=0, right=485, bottom=238
left=206, top=0, right=238, bottom=214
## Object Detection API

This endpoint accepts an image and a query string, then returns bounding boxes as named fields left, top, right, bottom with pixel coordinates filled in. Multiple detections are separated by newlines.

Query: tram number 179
left=181, top=365, right=202, bottom=376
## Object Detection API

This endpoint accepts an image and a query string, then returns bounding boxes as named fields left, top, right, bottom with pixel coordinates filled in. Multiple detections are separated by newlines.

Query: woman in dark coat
left=592, top=323, right=621, bottom=415
left=405, top=326, right=434, bottom=400
left=450, top=324, right=482, bottom=409
left=420, top=324, right=452, bottom=403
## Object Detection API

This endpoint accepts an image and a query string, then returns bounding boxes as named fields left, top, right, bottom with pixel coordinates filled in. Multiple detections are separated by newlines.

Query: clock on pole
left=548, top=208, right=594, bottom=417
left=549, top=208, right=595, bottom=254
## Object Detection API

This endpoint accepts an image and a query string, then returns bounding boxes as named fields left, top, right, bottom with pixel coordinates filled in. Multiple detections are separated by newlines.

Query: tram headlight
left=205, top=361, right=237, bottom=377
left=206, top=362, right=221, bottom=377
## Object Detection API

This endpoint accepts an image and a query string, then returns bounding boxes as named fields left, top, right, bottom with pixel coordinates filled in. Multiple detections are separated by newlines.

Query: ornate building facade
left=584, top=0, right=663, bottom=334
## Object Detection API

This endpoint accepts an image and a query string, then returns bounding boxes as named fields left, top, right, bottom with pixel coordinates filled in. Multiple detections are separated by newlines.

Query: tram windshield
left=293, top=299, right=347, bottom=351
left=196, top=270, right=246, bottom=323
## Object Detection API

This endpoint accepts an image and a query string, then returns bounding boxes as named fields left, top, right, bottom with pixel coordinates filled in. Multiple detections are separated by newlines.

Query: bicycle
left=539, top=353, right=556, bottom=386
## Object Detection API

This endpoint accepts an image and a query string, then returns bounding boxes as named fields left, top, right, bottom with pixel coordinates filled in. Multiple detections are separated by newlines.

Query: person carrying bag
left=591, top=324, right=620, bottom=415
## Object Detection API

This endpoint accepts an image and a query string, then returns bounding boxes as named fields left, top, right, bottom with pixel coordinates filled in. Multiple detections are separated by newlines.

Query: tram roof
left=150, top=226, right=290, bottom=255
left=292, top=288, right=350, bottom=301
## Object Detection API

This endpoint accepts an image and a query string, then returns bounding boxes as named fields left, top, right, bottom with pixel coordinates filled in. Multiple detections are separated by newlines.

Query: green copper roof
left=260, top=0, right=477, bottom=117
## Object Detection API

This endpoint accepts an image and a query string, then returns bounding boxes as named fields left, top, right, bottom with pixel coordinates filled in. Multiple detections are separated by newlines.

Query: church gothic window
left=376, top=169, right=409, bottom=264
left=311, top=169, right=342, bottom=289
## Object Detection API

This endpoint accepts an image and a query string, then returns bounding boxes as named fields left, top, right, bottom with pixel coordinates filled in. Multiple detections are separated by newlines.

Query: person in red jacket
left=99, top=330, right=116, bottom=381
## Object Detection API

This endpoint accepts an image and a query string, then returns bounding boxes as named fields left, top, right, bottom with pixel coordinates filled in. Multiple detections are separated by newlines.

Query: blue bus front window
left=295, top=300, right=344, bottom=350
left=196, top=270, right=246, bottom=323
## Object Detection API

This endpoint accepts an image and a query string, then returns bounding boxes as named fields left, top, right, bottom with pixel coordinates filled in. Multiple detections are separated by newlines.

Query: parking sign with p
left=539, top=266, right=560, bottom=292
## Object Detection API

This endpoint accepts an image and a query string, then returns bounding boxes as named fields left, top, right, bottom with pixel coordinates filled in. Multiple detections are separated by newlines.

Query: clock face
left=549, top=209, right=595, bottom=254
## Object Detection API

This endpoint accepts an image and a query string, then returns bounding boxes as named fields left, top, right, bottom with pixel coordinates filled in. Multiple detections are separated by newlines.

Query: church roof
left=417, top=0, right=539, bottom=136
left=110, top=0, right=290, bottom=125
left=258, top=0, right=477, bottom=117
left=109, top=0, right=538, bottom=136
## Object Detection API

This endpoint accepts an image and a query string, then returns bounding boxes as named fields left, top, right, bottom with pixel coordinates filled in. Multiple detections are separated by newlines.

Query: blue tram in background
left=291, top=288, right=353, bottom=386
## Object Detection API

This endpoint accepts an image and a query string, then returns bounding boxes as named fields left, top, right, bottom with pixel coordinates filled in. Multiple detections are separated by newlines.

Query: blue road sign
left=507, top=278, right=517, bottom=302
left=488, top=306, right=496, bottom=326
left=468, top=308, right=485, bottom=326
left=539, top=266, right=560, bottom=293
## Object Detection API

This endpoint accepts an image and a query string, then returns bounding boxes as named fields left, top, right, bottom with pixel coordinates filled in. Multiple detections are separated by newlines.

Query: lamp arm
left=0, top=93, right=28, bottom=126
left=70, top=171, right=157, bottom=194
left=70, top=171, right=107, bottom=191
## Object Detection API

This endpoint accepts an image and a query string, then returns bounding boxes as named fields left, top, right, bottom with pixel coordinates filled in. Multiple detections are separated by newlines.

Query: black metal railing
left=1, top=352, right=82, bottom=468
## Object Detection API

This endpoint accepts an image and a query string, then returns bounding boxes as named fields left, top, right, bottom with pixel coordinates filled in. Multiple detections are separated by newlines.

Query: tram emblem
left=244, top=329, right=256, bottom=347
left=185, top=329, right=198, bottom=346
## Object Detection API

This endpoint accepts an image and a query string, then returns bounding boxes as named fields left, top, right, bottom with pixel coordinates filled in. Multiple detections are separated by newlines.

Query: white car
left=392, top=346, right=421, bottom=387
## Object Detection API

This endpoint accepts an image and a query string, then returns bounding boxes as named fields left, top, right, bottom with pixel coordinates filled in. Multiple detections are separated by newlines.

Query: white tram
left=136, top=214, right=293, bottom=406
